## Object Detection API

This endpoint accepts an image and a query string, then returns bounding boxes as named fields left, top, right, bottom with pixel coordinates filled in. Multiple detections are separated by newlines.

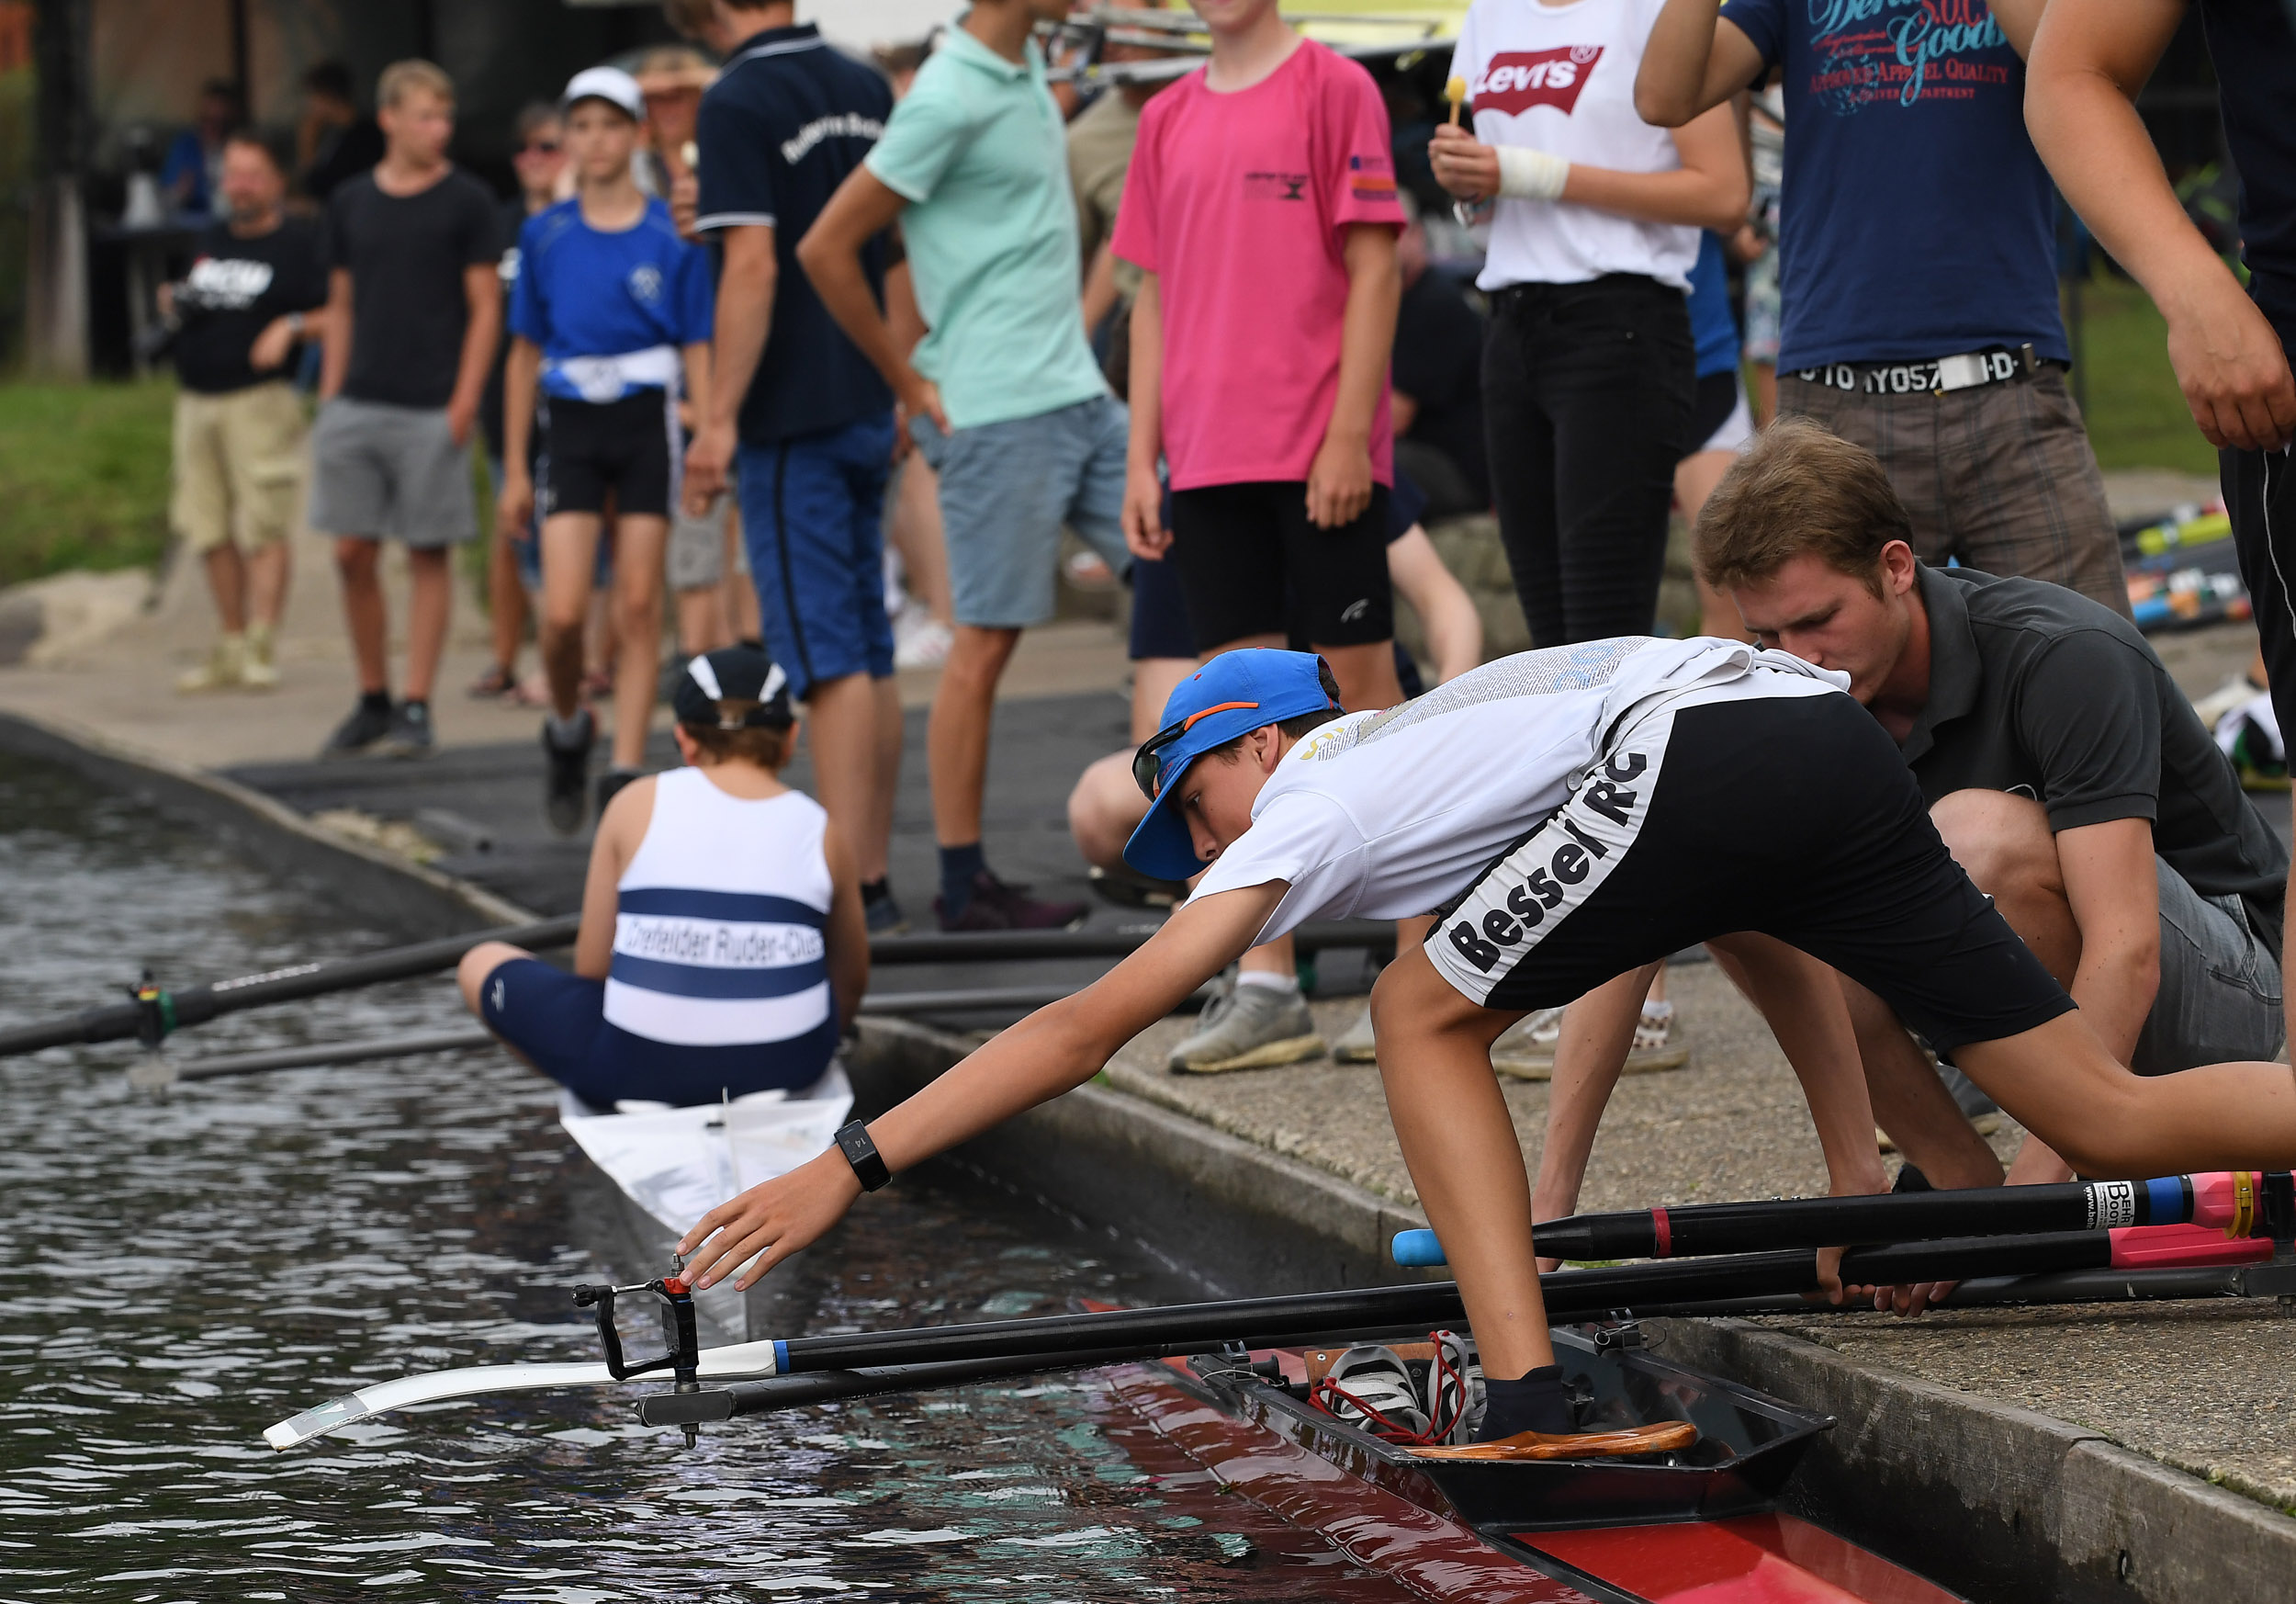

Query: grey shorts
left=308, top=397, right=478, bottom=546
left=2135, top=857, right=2285, bottom=1073
left=910, top=393, right=1131, bottom=629
left=667, top=495, right=726, bottom=591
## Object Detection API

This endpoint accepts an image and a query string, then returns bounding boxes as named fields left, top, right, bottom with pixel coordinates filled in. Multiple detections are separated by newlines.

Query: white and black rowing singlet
left=603, top=769, right=833, bottom=1049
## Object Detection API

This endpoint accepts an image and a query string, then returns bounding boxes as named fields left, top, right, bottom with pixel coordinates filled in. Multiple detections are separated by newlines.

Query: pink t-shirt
left=1113, top=40, right=1404, bottom=491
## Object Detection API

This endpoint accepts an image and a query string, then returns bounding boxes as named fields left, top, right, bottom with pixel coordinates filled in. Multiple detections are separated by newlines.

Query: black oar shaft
left=864, top=919, right=1387, bottom=966
left=764, top=1235, right=2110, bottom=1376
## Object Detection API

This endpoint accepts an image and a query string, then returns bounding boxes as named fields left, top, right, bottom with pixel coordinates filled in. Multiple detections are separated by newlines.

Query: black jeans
left=1481, top=275, right=1695, bottom=646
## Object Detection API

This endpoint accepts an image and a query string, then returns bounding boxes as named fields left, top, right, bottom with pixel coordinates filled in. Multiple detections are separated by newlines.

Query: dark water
left=0, top=758, right=1411, bottom=1601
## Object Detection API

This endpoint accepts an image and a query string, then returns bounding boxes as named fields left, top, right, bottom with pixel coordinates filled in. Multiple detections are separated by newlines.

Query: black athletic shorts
left=1166, top=480, right=1393, bottom=653
left=1688, top=368, right=1739, bottom=449
left=1426, top=690, right=2076, bottom=1054
left=538, top=388, right=676, bottom=518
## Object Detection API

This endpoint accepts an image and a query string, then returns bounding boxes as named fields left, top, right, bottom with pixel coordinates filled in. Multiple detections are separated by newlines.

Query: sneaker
left=1491, top=1002, right=1692, bottom=1081
left=241, top=623, right=279, bottom=691
left=935, top=870, right=1087, bottom=932
left=543, top=711, right=595, bottom=836
left=1332, top=1006, right=1379, bottom=1063
left=2191, top=674, right=2268, bottom=731
left=321, top=698, right=395, bottom=759
left=595, top=767, right=642, bottom=815
left=175, top=635, right=246, bottom=694
left=1167, top=978, right=1324, bottom=1074
left=374, top=700, right=435, bottom=759
left=1087, top=862, right=1190, bottom=910
left=894, top=606, right=953, bottom=670
left=468, top=661, right=518, bottom=700
left=863, top=882, right=909, bottom=935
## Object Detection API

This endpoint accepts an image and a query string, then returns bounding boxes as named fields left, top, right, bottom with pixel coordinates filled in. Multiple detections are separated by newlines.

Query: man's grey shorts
left=308, top=397, right=478, bottom=545
left=667, top=495, right=727, bottom=591
left=911, top=393, right=1131, bottom=629
left=2135, top=857, right=2285, bottom=1073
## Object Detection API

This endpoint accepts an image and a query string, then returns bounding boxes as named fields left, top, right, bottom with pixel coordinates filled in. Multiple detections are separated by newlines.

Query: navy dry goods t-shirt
left=323, top=169, right=500, bottom=409
left=694, top=23, right=895, bottom=445
left=172, top=216, right=328, bottom=395
left=1716, top=0, right=2066, bottom=372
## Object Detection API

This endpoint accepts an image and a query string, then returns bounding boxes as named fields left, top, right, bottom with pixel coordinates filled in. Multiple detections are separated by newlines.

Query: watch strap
left=834, top=1119, right=890, bottom=1192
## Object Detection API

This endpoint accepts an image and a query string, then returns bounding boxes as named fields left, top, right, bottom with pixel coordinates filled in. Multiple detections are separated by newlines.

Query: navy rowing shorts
left=477, top=955, right=836, bottom=1109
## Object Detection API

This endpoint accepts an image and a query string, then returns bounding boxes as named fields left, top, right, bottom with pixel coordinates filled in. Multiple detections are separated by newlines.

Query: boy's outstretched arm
left=680, top=882, right=1288, bottom=1289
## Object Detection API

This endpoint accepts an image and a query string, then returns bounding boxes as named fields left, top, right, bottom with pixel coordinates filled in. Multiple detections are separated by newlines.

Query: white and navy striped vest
left=602, top=769, right=833, bottom=1047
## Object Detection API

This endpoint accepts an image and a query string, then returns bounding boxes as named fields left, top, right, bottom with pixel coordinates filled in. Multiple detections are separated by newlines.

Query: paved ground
left=6, top=468, right=2294, bottom=1517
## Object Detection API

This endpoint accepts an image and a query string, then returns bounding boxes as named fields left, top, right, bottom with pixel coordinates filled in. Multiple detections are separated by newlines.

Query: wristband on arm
left=834, top=1120, right=891, bottom=1192
left=1496, top=145, right=1571, bottom=203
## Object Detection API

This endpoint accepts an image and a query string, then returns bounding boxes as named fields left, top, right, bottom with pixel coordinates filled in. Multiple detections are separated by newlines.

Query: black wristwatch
left=834, top=1120, right=890, bottom=1192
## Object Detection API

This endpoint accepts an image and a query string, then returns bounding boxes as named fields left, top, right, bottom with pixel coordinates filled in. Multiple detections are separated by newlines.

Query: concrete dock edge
left=16, top=708, right=2296, bottom=1602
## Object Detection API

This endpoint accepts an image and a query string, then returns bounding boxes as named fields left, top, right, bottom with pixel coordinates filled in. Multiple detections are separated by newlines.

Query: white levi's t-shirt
left=1454, top=0, right=1699, bottom=291
left=1187, top=637, right=1848, bottom=946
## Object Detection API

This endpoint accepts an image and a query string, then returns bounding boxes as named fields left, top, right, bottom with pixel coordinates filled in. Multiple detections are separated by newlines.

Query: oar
left=264, top=1225, right=2268, bottom=1449
left=3, top=913, right=1394, bottom=1062
left=1389, top=1170, right=2294, bottom=1265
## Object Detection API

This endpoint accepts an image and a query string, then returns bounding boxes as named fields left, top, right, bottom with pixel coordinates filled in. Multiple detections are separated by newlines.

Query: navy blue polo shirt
left=695, top=24, right=895, bottom=444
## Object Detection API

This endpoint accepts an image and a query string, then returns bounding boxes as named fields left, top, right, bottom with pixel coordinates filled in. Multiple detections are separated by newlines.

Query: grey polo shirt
left=1899, top=564, right=2286, bottom=955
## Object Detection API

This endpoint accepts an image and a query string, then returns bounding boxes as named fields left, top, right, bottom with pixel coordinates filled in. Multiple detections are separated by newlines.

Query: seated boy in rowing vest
left=457, top=645, right=866, bottom=1108
left=677, top=642, right=2296, bottom=1445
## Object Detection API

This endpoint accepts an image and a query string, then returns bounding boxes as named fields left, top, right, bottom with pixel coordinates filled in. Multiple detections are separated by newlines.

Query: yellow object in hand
left=1446, top=75, right=1468, bottom=125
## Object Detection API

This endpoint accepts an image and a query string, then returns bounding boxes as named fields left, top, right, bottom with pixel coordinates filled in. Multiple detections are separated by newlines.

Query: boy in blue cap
left=677, top=638, right=2296, bottom=1445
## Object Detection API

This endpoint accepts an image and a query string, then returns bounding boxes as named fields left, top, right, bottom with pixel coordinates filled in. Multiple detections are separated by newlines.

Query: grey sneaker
left=374, top=699, right=434, bottom=759
left=1168, top=980, right=1325, bottom=1074
left=1491, top=1003, right=1690, bottom=1081
left=1332, top=1006, right=1379, bottom=1063
left=321, top=698, right=395, bottom=760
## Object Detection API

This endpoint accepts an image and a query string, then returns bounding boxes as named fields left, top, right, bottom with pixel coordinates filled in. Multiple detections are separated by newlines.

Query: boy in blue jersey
left=500, top=67, right=715, bottom=833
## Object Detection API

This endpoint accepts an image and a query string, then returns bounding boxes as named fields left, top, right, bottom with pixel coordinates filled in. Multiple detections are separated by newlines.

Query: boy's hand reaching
left=679, top=1148, right=863, bottom=1292
left=1306, top=429, right=1374, bottom=529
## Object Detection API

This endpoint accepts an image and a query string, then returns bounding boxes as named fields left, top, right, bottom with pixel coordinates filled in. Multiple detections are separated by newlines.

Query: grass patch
left=2066, top=273, right=2221, bottom=478
left=0, top=378, right=177, bottom=589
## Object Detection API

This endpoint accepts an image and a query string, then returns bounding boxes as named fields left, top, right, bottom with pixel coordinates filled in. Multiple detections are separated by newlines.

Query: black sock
left=1893, top=1162, right=1932, bottom=1193
left=360, top=690, right=391, bottom=715
left=939, top=842, right=986, bottom=916
left=861, top=877, right=893, bottom=906
left=1474, top=1364, right=1571, bottom=1441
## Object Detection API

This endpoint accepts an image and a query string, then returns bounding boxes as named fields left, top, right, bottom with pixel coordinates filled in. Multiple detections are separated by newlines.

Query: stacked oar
left=0, top=913, right=1397, bottom=1081
left=264, top=1169, right=2296, bottom=1449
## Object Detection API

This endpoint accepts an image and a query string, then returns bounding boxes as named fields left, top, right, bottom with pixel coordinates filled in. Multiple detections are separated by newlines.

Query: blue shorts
left=737, top=412, right=897, bottom=701
left=912, top=394, right=1131, bottom=629
left=478, top=956, right=837, bottom=1108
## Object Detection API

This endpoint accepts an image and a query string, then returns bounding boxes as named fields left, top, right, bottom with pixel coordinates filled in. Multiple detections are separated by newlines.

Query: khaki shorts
left=170, top=380, right=308, bottom=554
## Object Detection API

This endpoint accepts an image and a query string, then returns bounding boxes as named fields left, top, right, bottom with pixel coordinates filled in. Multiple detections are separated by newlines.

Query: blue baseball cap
left=1122, top=650, right=1341, bottom=882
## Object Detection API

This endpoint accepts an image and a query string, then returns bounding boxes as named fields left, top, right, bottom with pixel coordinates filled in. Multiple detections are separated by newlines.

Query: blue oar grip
left=1391, top=1228, right=1446, bottom=1267
left=2146, top=1174, right=2186, bottom=1224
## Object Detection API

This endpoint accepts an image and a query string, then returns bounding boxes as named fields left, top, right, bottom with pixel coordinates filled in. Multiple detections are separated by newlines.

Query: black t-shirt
left=1391, top=269, right=1490, bottom=505
left=323, top=170, right=500, bottom=409
left=171, top=216, right=327, bottom=395
left=1901, top=564, right=2288, bottom=954
left=2199, top=0, right=2296, bottom=353
left=694, top=24, right=895, bottom=445
left=478, top=196, right=536, bottom=460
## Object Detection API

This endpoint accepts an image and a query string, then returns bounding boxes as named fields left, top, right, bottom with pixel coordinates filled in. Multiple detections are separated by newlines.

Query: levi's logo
left=1471, top=47, right=1604, bottom=116
left=1244, top=170, right=1311, bottom=202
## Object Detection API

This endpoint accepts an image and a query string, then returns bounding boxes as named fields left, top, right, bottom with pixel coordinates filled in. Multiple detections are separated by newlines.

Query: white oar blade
left=264, top=1338, right=793, bottom=1450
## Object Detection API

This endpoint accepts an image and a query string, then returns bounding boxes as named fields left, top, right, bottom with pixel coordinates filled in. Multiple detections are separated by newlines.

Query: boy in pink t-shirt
left=1113, top=0, right=1405, bottom=707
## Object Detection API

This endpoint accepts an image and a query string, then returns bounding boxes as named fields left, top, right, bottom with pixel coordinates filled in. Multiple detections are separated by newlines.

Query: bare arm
left=680, top=340, right=711, bottom=435
left=679, top=882, right=1285, bottom=1287
left=1307, top=223, right=1401, bottom=530
left=820, top=818, right=870, bottom=1031
left=1385, top=525, right=1483, bottom=683
left=318, top=268, right=353, bottom=401
left=683, top=224, right=775, bottom=513
left=1080, top=240, right=1121, bottom=335
left=1429, top=102, right=1749, bottom=232
left=2027, top=0, right=2295, bottom=450
left=1121, top=271, right=1169, bottom=559
left=496, top=337, right=541, bottom=536
left=1636, top=0, right=1769, bottom=128
left=796, top=168, right=943, bottom=430
left=573, top=780, right=651, bottom=978
left=447, top=261, right=501, bottom=448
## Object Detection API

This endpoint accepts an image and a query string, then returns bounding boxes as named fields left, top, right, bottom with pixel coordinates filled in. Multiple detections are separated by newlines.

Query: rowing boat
left=1104, top=1321, right=1965, bottom=1603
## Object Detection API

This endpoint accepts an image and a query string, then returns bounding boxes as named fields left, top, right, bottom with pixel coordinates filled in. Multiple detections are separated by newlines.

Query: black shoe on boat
left=543, top=712, right=595, bottom=836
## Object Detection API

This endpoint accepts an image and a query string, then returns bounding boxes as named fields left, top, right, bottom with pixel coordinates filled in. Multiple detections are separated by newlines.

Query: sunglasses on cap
left=1131, top=701, right=1264, bottom=799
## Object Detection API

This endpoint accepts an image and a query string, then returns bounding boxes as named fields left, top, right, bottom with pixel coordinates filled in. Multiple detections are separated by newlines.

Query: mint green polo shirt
left=865, top=29, right=1108, bottom=430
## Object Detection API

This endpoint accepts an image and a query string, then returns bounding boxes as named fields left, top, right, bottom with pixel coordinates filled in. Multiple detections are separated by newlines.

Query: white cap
left=562, top=65, right=644, bottom=121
